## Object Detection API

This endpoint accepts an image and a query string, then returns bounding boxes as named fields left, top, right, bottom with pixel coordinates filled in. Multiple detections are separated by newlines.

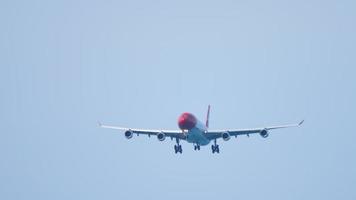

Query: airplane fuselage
left=178, top=113, right=210, bottom=145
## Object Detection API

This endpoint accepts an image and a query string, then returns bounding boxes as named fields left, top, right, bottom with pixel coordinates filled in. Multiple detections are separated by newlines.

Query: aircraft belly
left=186, top=128, right=210, bottom=146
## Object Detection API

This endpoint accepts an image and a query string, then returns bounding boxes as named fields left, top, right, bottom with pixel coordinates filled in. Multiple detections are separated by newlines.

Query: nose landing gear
left=194, top=144, right=201, bottom=151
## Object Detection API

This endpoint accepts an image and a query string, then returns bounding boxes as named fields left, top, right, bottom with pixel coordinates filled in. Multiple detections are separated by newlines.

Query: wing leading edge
left=205, top=120, right=304, bottom=140
left=99, top=122, right=186, bottom=139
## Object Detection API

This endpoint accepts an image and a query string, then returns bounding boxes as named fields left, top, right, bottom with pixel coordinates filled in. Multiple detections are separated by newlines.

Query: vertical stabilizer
left=206, top=105, right=211, bottom=128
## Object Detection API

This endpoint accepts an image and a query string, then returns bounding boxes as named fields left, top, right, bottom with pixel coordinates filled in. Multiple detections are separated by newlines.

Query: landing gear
left=211, top=139, right=220, bottom=154
left=194, top=144, right=201, bottom=151
left=174, top=145, right=182, bottom=154
left=211, top=145, right=220, bottom=153
left=174, top=138, right=182, bottom=154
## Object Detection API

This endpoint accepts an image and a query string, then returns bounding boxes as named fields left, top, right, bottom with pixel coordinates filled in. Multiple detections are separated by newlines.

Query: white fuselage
left=185, top=120, right=210, bottom=146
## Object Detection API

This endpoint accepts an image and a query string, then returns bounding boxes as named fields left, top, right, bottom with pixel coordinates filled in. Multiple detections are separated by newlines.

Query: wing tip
left=98, top=121, right=103, bottom=127
left=298, top=120, right=304, bottom=126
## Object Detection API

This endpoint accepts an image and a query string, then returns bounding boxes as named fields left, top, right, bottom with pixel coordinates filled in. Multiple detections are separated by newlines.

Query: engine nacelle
left=222, top=132, right=231, bottom=141
left=125, top=130, right=133, bottom=139
left=157, top=132, right=166, bottom=141
left=260, top=129, right=269, bottom=138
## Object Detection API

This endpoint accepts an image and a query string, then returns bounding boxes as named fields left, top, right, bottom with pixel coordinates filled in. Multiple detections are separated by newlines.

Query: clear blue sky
left=1, top=0, right=356, bottom=199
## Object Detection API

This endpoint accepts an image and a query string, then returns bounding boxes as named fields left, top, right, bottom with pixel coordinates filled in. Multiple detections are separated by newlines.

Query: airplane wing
left=206, top=120, right=304, bottom=140
left=99, top=122, right=186, bottom=140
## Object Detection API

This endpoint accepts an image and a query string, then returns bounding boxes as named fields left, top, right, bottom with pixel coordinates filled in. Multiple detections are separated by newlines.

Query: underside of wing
left=99, top=122, right=186, bottom=140
left=206, top=120, right=304, bottom=140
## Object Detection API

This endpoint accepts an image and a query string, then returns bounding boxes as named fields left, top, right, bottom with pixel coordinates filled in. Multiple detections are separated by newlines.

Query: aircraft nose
left=178, top=113, right=197, bottom=130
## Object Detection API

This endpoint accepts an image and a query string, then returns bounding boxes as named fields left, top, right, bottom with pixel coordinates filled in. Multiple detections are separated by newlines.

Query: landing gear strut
left=174, top=138, right=182, bottom=154
left=194, top=144, right=201, bottom=151
left=211, top=139, right=220, bottom=154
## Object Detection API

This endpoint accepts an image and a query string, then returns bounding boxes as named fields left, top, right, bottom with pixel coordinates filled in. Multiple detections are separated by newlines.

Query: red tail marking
left=206, top=105, right=211, bottom=128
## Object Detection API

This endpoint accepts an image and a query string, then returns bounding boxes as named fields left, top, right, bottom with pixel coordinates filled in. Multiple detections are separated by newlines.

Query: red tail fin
left=206, top=105, right=211, bottom=128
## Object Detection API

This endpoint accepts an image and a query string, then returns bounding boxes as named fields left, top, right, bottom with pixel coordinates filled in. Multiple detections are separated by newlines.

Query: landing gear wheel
left=174, top=145, right=178, bottom=154
left=211, top=139, right=220, bottom=154
left=174, top=138, right=182, bottom=154
left=211, top=144, right=219, bottom=153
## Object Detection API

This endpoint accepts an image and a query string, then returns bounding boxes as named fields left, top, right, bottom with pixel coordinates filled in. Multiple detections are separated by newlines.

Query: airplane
left=99, top=105, right=304, bottom=154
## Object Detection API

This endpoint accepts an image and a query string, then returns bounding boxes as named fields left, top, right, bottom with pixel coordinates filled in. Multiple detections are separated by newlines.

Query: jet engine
left=222, top=132, right=231, bottom=141
left=260, top=129, right=269, bottom=138
left=125, top=130, right=133, bottom=139
left=157, top=132, right=166, bottom=141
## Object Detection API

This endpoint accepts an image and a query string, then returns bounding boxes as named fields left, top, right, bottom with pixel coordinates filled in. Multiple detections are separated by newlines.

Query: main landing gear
left=174, top=138, right=182, bottom=154
left=174, top=145, right=182, bottom=154
left=211, top=139, right=220, bottom=154
left=194, top=144, right=201, bottom=151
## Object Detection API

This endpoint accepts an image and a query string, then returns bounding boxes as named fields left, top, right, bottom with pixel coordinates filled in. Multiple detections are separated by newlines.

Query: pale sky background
left=1, top=0, right=356, bottom=199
